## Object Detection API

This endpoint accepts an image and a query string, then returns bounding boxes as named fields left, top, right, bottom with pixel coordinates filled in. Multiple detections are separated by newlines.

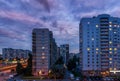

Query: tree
left=49, top=56, right=65, bottom=79
left=55, top=56, right=64, bottom=65
left=16, top=60, right=23, bottom=75
left=67, top=55, right=82, bottom=77
left=0, top=57, right=3, bottom=60
left=67, top=59, right=76, bottom=71
left=24, top=53, right=32, bottom=76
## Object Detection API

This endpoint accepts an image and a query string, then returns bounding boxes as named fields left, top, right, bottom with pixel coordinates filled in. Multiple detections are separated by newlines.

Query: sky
left=0, top=0, right=120, bottom=54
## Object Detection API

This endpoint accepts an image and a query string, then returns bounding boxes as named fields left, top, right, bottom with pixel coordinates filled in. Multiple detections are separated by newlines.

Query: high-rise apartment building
left=79, top=14, right=120, bottom=76
left=60, top=44, right=69, bottom=64
left=32, top=28, right=57, bottom=76
left=2, top=48, right=31, bottom=60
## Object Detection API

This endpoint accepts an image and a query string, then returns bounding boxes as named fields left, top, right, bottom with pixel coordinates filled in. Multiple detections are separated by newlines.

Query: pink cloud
left=0, top=28, right=27, bottom=41
left=0, top=10, right=50, bottom=26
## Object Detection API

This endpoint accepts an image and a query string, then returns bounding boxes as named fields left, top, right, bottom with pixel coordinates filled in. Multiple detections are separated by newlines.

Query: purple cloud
left=0, top=0, right=120, bottom=53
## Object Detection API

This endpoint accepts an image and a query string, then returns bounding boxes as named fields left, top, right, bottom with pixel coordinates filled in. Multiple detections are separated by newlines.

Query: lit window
left=42, top=47, right=45, bottom=49
left=96, top=52, right=98, bottom=54
left=110, top=61, right=112, bottom=64
left=96, top=48, right=99, bottom=51
left=109, top=22, right=112, bottom=24
left=109, top=25, right=112, bottom=27
left=87, top=48, right=90, bottom=51
left=109, top=48, right=112, bottom=50
left=42, top=53, right=45, bottom=55
left=109, top=68, right=112, bottom=70
left=114, top=25, right=117, bottom=27
left=115, top=52, right=117, bottom=54
left=88, top=22, right=90, bottom=24
left=109, top=58, right=112, bottom=60
left=109, top=51, right=112, bottom=54
left=114, top=48, right=117, bottom=51
left=96, top=25, right=98, bottom=28
left=109, top=41, right=112, bottom=44
left=92, top=38, right=94, bottom=41
left=42, top=56, right=45, bottom=59
left=109, top=28, right=112, bottom=31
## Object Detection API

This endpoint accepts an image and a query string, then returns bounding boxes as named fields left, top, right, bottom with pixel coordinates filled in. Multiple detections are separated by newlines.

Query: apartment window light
left=109, top=68, right=112, bottom=70
left=42, top=46, right=45, bottom=49
left=118, top=25, right=120, bottom=27
left=88, top=22, right=90, bottom=24
left=109, top=48, right=112, bottom=50
left=114, top=68, right=116, bottom=70
left=96, top=48, right=99, bottom=51
left=110, top=61, right=112, bottom=64
left=109, top=41, right=112, bottom=44
left=109, top=28, right=112, bottom=31
left=114, top=48, right=117, bottom=51
left=109, top=51, right=112, bottom=54
left=109, top=58, right=112, bottom=60
left=96, top=52, right=98, bottom=54
left=109, top=22, right=112, bottom=24
left=92, top=38, right=94, bottom=41
left=96, top=25, right=98, bottom=28
left=42, top=53, right=45, bottom=55
left=114, top=25, right=117, bottom=27
left=109, top=25, right=112, bottom=27
left=87, top=48, right=90, bottom=51
left=42, top=56, right=45, bottom=59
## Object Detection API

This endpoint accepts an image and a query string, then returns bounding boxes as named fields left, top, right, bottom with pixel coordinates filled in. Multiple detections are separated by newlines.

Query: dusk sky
left=0, top=0, right=120, bottom=54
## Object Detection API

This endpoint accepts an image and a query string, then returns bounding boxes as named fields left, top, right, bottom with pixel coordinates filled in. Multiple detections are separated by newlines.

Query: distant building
left=32, top=28, right=57, bottom=76
left=79, top=14, right=120, bottom=76
left=0, top=54, right=2, bottom=59
left=60, top=44, right=69, bottom=64
left=69, top=53, right=75, bottom=59
left=74, top=53, right=80, bottom=58
left=2, top=48, right=31, bottom=60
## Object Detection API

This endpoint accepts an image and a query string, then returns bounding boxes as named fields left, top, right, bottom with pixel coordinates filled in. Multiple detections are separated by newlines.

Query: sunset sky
left=0, top=0, right=120, bottom=54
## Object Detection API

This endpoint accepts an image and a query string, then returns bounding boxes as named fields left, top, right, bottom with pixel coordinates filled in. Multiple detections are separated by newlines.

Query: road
left=0, top=63, right=27, bottom=71
left=0, top=71, right=16, bottom=81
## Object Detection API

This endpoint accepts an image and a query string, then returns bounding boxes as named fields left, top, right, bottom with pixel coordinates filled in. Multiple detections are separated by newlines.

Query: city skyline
left=0, top=0, right=120, bottom=53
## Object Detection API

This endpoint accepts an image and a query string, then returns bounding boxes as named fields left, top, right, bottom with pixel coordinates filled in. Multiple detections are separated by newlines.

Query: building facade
left=60, top=44, right=69, bottom=64
left=32, top=28, right=57, bottom=76
left=2, top=48, right=31, bottom=60
left=79, top=14, right=120, bottom=76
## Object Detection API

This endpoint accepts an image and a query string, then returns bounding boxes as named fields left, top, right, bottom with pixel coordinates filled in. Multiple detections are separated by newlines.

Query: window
left=42, top=53, right=45, bottom=55
left=42, top=46, right=45, bottom=49
left=92, top=38, right=94, bottom=41
left=109, top=48, right=112, bottom=50
left=42, top=56, right=45, bottom=59
left=109, top=58, right=112, bottom=60
left=109, top=41, right=112, bottom=44
left=88, top=22, right=90, bottom=24
left=87, top=48, right=90, bottom=51
left=96, top=48, right=99, bottom=51
left=96, top=25, right=98, bottom=28
left=109, top=28, right=112, bottom=31
left=109, top=25, right=112, bottom=27
left=114, top=48, right=117, bottom=51
left=109, top=22, right=112, bottom=24
left=110, top=61, right=112, bottom=64
left=109, top=51, right=112, bottom=54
